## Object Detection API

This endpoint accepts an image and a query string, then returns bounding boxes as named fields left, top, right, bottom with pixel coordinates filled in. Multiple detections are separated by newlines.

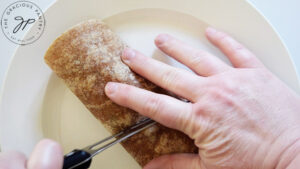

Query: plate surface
left=1, top=0, right=299, bottom=168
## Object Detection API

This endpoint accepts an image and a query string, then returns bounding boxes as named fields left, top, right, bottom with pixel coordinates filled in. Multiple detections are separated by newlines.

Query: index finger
left=105, top=82, right=193, bottom=134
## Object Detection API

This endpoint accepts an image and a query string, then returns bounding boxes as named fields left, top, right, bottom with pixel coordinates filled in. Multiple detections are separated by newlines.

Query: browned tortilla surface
left=44, top=19, right=197, bottom=166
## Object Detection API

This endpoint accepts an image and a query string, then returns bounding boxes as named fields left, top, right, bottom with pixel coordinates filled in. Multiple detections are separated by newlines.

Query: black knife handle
left=63, top=150, right=92, bottom=169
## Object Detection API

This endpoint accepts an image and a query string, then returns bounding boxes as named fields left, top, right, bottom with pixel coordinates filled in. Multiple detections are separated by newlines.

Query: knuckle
left=231, top=40, right=244, bottom=50
left=216, top=32, right=230, bottom=43
left=188, top=103, right=207, bottom=138
left=194, top=50, right=208, bottom=58
left=231, top=44, right=245, bottom=55
left=190, top=51, right=207, bottom=66
left=193, top=103, right=207, bottom=118
left=207, top=87, right=222, bottom=99
left=207, top=88, right=235, bottom=108
left=143, top=95, right=163, bottom=118
left=222, top=80, right=237, bottom=95
left=232, top=49, right=257, bottom=66
left=177, top=103, right=196, bottom=135
left=178, top=103, right=192, bottom=121
left=213, top=76, right=237, bottom=94
left=161, top=69, right=181, bottom=89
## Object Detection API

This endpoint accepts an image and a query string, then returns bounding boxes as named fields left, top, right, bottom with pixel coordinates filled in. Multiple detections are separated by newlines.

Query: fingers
left=206, top=27, right=263, bottom=68
left=122, top=48, right=202, bottom=101
left=105, top=82, right=193, bottom=133
left=0, top=151, right=27, bottom=169
left=155, top=34, right=231, bottom=76
left=27, top=139, right=63, bottom=169
left=143, top=154, right=203, bottom=169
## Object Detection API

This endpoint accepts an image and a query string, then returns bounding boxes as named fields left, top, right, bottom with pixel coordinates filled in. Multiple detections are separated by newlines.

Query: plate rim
left=1, top=0, right=299, bottom=150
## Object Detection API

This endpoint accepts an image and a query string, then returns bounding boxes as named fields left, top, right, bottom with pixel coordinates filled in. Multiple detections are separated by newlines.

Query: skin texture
left=105, top=28, right=300, bottom=169
left=0, top=28, right=299, bottom=169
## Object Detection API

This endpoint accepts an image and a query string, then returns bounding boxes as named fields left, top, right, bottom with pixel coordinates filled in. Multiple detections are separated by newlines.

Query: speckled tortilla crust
left=44, top=19, right=197, bottom=166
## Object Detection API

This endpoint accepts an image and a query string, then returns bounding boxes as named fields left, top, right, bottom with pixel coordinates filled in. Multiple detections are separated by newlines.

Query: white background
left=0, top=0, right=299, bottom=90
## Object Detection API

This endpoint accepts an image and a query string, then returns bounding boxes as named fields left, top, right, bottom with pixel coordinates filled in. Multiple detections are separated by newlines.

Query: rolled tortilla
left=44, top=19, right=197, bottom=166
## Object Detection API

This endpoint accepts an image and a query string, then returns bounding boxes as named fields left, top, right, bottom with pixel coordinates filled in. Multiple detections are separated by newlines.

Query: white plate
left=1, top=0, right=299, bottom=168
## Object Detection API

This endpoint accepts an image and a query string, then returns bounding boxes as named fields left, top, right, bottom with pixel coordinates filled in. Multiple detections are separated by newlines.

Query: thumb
left=27, top=139, right=63, bottom=169
left=143, top=154, right=203, bottom=169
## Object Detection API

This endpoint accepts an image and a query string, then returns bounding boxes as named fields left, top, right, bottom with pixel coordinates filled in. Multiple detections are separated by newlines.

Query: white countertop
left=0, top=0, right=299, bottom=90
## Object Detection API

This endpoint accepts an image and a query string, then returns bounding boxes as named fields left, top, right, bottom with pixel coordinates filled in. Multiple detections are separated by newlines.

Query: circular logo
left=1, top=1, right=45, bottom=45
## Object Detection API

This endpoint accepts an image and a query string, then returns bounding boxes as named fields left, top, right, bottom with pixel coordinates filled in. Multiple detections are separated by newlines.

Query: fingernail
left=27, top=139, right=63, bottom=169
left=206, top=27, right=217, bottom=35
left=122, top=48, right=135, bottom=64
left=155, top=34, right=169, bottom=46
left=39, top=143, right=59, bottom=167
left=105, top=82, right=118, bottom=96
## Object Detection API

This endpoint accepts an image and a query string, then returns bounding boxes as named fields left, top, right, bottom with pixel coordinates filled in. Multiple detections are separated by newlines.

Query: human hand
left=105, top=28, right=300, bottom=169
left=0, top=139, right=63, bottom=169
